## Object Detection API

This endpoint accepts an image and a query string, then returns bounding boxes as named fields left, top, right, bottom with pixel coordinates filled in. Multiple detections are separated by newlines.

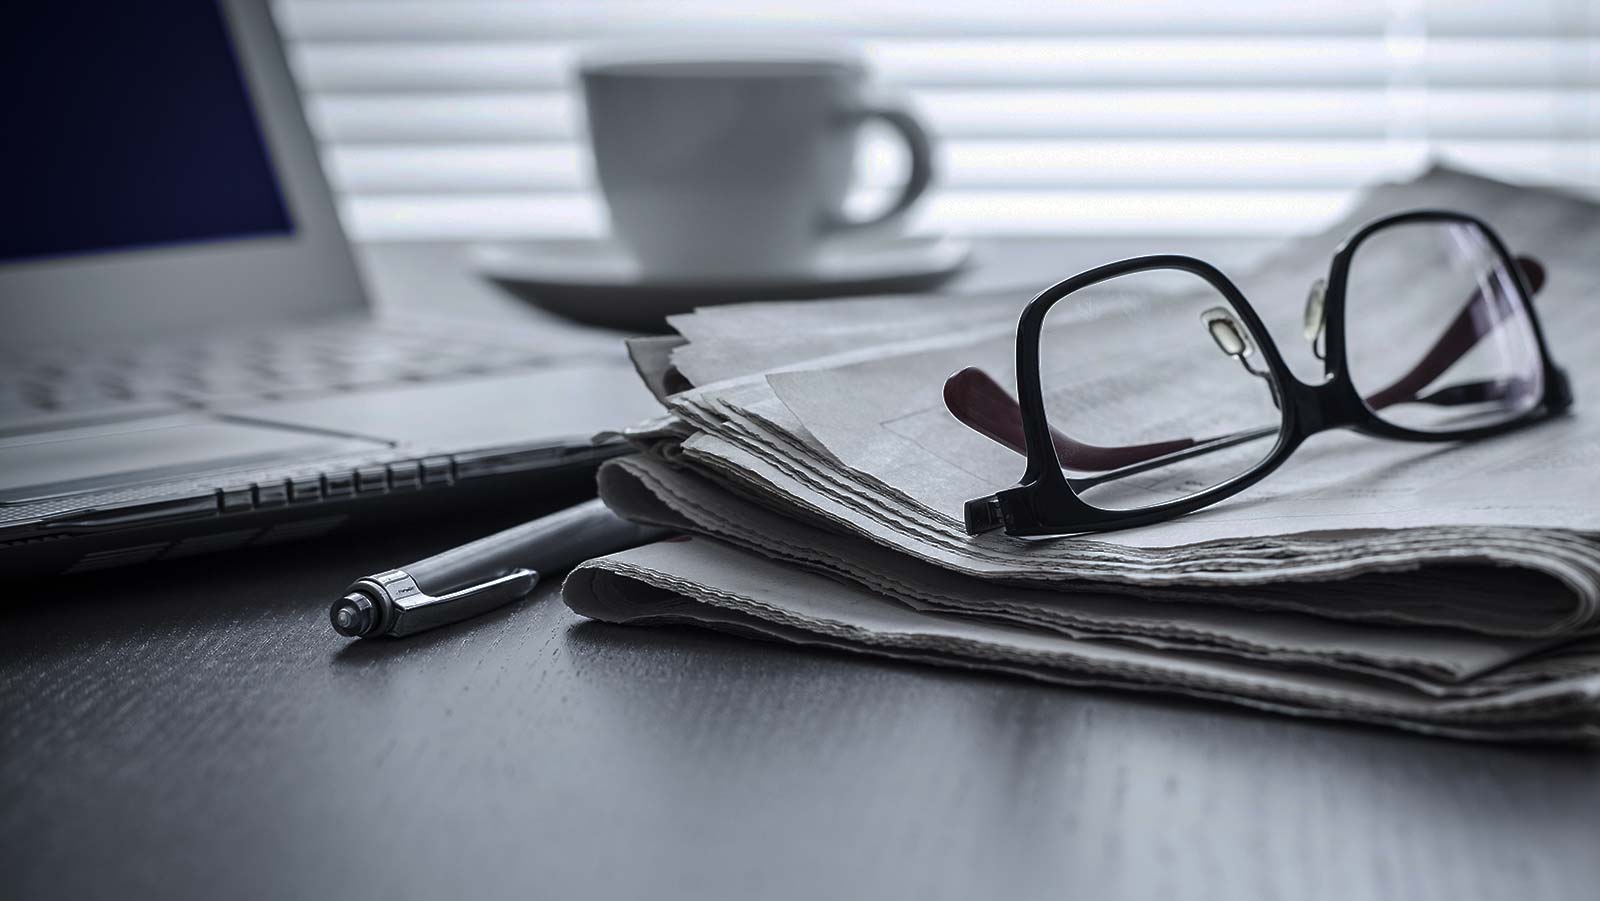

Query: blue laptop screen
left=1, top=2, right=293, bottom=264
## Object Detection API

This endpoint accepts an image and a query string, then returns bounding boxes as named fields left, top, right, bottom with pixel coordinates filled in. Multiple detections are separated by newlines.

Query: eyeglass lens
left=1343, top=221, right=1544, bottom=434
left=1037, top=268, right=1285, bottom=511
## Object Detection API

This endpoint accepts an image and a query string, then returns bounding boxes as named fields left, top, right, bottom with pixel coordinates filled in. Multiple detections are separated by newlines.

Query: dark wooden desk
left=5, top=239, right=1597, bottom=901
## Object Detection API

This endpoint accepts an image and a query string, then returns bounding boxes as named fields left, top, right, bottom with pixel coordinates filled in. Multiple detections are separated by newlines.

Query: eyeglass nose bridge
left=1297, top=376, right=1370, bottom=434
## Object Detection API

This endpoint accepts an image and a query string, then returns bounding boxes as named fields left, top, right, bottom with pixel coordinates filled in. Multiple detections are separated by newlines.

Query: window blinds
left=276, top=0, right=1600, bottom=241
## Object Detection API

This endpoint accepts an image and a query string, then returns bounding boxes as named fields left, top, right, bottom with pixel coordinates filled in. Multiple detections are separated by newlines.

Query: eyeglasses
left=948, top=210, right=1574, bottom=537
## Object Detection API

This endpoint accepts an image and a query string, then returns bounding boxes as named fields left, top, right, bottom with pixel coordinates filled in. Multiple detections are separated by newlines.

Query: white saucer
left=470, top=232, right=972, bottom=331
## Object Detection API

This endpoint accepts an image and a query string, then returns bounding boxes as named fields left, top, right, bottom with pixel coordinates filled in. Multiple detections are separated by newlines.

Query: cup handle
left=823, top=100, right=934, bottom=234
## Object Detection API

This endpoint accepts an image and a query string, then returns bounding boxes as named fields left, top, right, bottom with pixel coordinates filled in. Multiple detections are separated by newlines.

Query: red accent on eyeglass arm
left=943, top=366, right=1198, bottom=469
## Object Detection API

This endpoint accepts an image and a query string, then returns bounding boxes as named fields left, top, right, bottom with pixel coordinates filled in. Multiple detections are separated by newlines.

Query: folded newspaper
left=563, top=166, right=1600, bottom=743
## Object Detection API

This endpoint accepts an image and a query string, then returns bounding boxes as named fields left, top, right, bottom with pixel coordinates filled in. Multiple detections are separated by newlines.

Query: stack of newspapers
left=563, top=167, right=1600, bottom=743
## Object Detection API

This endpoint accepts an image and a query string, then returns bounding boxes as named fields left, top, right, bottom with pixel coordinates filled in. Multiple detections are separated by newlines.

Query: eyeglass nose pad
left=1202, top=306, right=1281, bottom=409
left=1200, top=307, right=1255, bottom=360
left=1302, top=278, right=1327, bottom=345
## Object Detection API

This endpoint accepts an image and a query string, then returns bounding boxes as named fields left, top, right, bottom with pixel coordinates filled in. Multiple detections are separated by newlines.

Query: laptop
left=0, top=0, right=659, bottom=578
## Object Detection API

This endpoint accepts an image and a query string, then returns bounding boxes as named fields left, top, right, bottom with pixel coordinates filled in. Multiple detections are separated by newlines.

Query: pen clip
left=387, top=568, right=538, bottom=637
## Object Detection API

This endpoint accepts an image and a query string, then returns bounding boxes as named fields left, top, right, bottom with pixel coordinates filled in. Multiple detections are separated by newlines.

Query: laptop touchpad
left=0, top=414, right=388, bottom=504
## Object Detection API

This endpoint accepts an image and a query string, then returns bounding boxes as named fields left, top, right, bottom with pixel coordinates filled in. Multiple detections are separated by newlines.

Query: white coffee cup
left=579, top=47, right=933, bottom=280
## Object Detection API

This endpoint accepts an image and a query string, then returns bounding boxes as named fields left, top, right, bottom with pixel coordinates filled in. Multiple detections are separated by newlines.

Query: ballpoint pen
left=329, top=498, right=668, bottom=639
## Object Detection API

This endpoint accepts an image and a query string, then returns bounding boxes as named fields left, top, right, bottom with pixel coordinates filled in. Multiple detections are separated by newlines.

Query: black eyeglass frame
left=969, top=209, right=1574, bottom=537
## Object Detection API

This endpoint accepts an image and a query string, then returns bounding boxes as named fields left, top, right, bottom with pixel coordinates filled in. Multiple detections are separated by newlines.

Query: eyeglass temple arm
left=943, top=367, right=1200, bottom=470
left=944, top=256, right=1546, bottom=472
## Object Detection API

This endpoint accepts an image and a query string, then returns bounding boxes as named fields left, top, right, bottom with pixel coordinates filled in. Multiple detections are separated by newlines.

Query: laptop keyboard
left=0, top=320, right=561, bottom=420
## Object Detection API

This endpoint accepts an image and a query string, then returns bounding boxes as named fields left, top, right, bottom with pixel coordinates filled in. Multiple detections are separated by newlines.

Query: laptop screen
left=2, top=1, right=293, bottom=264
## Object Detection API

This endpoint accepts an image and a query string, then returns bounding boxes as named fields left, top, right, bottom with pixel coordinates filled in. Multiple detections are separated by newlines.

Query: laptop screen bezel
left=0, top=0, right=368, bottom=349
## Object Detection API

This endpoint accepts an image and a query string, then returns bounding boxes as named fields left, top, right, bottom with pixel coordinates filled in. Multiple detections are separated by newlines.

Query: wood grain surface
left=4, top=239, right=1596, bottom=901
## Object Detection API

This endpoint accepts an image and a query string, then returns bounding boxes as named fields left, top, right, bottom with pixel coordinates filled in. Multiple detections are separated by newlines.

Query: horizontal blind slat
left=324, top=140, right=1600, bottom=193
left=289, top=37, right=1600, bottom=92
left=342, top=188, right=1356, bottom=240
left=276, top=1, right=1599, bottom=40
left=306, top=88, right=1600, bottom=143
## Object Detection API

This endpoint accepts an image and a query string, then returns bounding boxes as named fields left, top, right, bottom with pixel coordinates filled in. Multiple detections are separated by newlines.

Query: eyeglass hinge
left=963, top=496, right=1007, bottom=535
left=1547, top=366, right=1575, bottom=414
